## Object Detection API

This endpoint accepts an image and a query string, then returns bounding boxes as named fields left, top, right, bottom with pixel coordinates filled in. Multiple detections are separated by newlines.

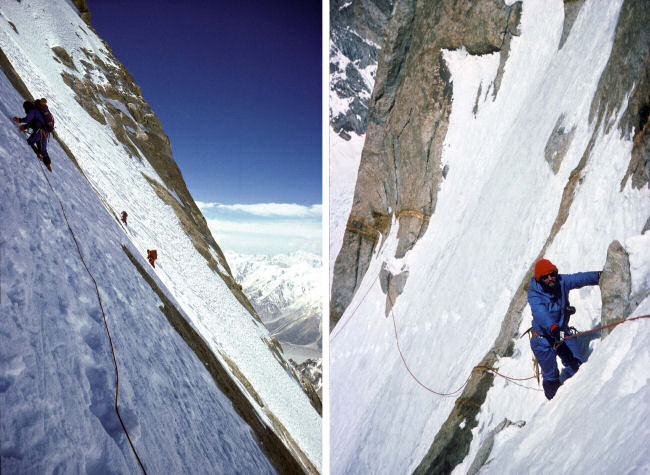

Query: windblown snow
left=0, top=0, right=320, bottom=472
left=330, top=0, right=649, bottom=474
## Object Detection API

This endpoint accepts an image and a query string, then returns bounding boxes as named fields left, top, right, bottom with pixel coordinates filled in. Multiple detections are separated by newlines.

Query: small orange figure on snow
left=121, top=211, right=128, bottom=226
left=147, top=249, right=157, bottom=268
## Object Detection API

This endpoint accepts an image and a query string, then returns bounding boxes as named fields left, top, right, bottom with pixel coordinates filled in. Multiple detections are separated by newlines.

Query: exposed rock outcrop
left=466, top=419, right=525, bottom=475
left=379, top=263, right=408, bottom=317
left=601, top=237, right=650, bottom=339
left=330, top=0, right=395, bottom=139
left=330, top=0, right=522, bottom=326
left=70, top=0, right=92, bottom=27
left=586, top=0, right=650, bottom=191
left=600, top=241, right=632, bottom=337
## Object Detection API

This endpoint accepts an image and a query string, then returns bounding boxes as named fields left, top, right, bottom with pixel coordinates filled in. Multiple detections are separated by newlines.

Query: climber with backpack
left=147, top=249, right=157, bottom=268
left=527, top=259, right=601, bottom=400
left=12, top=98, right=54, bottom=171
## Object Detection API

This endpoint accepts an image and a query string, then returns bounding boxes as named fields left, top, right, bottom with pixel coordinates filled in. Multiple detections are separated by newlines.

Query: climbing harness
left=35, top=160, right=147, bottom=474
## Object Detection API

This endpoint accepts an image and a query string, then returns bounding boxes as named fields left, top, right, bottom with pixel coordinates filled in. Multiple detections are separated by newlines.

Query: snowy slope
left=330, top=0, right=649, bottom=473
left=0, top=0, right=320, bottom=472
left=0, top=72, right=274, bottom=474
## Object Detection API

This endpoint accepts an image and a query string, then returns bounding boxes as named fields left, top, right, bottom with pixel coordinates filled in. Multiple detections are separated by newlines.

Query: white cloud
left=206, top=218, right=322, bottom=255
left=215, top=202, right=322, bottom=218
left=195, top=201, right=216, bottom=210
left=206, top=218, right=321, bottom=240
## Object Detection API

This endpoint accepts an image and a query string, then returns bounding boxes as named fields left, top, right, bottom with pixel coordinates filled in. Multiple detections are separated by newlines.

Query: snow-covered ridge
left=0, top=0, right=320, bottom=472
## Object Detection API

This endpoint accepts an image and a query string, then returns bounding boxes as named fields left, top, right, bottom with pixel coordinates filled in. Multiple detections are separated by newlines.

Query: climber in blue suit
left=527, top=259, right=601, bottom=400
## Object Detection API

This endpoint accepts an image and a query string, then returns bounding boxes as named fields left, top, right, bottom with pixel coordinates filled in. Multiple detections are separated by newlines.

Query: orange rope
left=387, top=291, right=539, bottom=397
left=37, top=161, right=147, bottom=474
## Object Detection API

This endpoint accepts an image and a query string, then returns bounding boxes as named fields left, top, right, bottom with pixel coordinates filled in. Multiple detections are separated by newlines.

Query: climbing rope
left=36, top=160, right=147, bottom=474
left=330, top=271, right=381, bottom=342
left=387, top=291, right=540, bottom=397
left=561, top=314, right=650, bottom=342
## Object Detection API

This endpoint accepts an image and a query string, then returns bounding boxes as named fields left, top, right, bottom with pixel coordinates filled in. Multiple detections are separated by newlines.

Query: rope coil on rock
left=37, top=161, right=147, bottom=474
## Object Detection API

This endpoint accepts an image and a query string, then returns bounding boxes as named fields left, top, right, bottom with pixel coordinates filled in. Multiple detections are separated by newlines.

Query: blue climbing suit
left=18, top=107, right=50, bottom=164
left=527, top=271, right=600, bottom=397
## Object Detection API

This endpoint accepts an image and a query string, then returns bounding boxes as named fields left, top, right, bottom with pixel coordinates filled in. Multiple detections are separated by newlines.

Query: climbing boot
left=542, top=379, right=561, bottom=400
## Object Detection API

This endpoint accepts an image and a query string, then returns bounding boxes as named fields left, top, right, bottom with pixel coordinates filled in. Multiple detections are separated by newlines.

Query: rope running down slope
left=37, top=159, right=148, bottom=474
left=332, top=267, right=650, bottom=396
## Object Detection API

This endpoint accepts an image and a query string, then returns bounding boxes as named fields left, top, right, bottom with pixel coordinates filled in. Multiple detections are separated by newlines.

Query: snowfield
left=0, top=0, right=320, bottom=472
left=330, top=0, right=649, bottom=473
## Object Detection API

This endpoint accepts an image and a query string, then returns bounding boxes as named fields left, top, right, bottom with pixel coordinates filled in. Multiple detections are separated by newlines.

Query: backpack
left=35, top=99, right=55, bottom=132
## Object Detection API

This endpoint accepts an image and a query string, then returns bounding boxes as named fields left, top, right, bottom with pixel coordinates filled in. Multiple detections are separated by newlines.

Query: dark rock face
left=71, top=0, right=92, bottom=27
left=330, top=0, right=394, bottom=138
left=330, top=0, right=522, bottom=326
left=587, top=0, right=650, bottom=191
left=559, top=0, right=586, bottom=50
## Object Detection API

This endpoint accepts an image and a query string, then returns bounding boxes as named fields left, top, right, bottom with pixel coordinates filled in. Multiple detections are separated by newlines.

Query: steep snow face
left=0, top=0, right=320, bottom=471
left=0, top=73, right=274, bottom=474
left=330, top=0, right=649, bottom=473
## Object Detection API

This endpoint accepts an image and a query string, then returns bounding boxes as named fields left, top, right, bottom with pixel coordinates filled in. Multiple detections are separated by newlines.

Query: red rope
left=563, top=314, right=650, bottom=340
left=387, top=291, right=539, bottom=397
left=331, top=252, right=649, bottom=397
left=37, top=161, right=147, bottom=474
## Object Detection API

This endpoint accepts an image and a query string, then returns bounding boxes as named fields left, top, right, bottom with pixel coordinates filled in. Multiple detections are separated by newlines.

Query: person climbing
left=147, top=249, right=157, bottom=268
left=12, top=99, right=53, bottom=171
left=527, top=258, right=601, bottom=400
left=121, top=211, right=128, bottom=226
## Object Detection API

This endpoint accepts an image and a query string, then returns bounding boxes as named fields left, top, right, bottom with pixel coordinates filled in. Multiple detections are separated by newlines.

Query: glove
left=550, top=325, right=565, bottom=349
left=565, top=305, right=576, bottom=316
left=19, top=125, right=26, bottom=131
left=12, top=117, right=20, bottom=123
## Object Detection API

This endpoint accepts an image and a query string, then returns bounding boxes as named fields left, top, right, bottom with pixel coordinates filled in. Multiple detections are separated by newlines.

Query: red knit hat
left=534, top=259, right=558, bottom=281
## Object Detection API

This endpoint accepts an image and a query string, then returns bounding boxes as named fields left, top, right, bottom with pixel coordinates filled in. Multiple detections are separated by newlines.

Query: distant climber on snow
left=12, top=98, right=54, bottom=171
left=527, top=259, right=601, bottom=400
left=121, top=211, right=128, bottom=226
left=147, top=249, right=157, bottom=268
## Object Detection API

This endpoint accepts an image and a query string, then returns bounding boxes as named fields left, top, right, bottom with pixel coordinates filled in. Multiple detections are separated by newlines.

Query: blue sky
left=91, top=0, right=322, bottom=255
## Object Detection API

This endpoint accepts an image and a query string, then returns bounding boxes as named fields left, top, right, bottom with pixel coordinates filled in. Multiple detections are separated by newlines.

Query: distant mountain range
left=227, top=251, right=322, bottom=392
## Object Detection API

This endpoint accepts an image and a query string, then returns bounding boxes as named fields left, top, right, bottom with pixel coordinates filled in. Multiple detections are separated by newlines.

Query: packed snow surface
left=330, top=0, right=649, bottom=473
left=0, top=72, right=274, bottom=474
left=0, top=0, right=320, bottom=471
